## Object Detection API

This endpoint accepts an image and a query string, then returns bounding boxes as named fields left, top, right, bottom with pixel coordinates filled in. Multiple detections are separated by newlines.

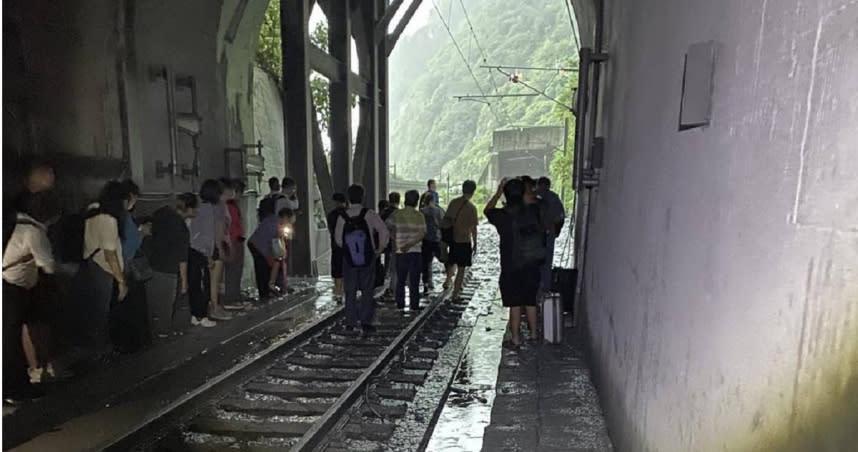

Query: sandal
left=223, top=301, right=251, bottom=311
left=502, top=340, right=521, bottom=350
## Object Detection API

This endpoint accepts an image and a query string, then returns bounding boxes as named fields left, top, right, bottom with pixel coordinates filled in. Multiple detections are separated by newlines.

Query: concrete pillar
left=376, top=0, right=390, bottom=200
left=280, top=0, right=314, bottom=276
left=329, top=0, right=352, bottom=194
left=363, top=0, right=383, bottom=207
left=351, top=0, right=380, bottom=207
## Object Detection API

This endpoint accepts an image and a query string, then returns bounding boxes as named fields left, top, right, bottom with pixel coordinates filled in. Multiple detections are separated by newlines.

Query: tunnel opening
left=4, top=1, right=858, bottom=451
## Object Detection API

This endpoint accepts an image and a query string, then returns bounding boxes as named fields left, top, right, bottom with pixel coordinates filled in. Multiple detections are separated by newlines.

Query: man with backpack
left=258, top=177, right=285, bottom=221
left=484, top=178, right=548, bottom=347
left=334, top=184, right=390, bottom=333
left=441, top=180, right=479, bottom=300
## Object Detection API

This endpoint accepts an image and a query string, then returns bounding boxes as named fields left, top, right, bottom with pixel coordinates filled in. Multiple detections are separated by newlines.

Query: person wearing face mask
left=108, top=180, right=152, bottom=353
left=275, top=177, right=300, bottom=213
left=69, top=181, right=131, bottom=359
left=186, top=179, right=225, bottom=327
left=147, top=193, right=198, bottom=337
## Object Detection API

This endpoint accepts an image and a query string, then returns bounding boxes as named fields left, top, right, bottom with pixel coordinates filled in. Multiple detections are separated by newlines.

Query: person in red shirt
left=221, top=178, right=248, bottom=309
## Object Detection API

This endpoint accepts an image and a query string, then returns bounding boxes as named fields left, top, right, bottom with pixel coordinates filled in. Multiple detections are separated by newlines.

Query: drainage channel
left=109, top=274, right=480, bottom=452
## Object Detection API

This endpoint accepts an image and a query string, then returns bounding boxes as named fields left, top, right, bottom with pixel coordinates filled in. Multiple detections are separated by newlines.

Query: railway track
left=110, top=272, right=481, bottom=452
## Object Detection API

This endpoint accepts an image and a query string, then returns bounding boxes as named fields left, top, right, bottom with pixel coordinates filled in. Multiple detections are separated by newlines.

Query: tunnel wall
left=3, top=0, right=271, bottom=202
left=584, top=0, right=858, bottom=450
left=252, top=66, right=287, bottom=186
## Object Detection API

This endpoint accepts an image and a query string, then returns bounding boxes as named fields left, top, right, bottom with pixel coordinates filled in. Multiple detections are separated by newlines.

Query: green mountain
left=389, top=0, right=579, bottom=189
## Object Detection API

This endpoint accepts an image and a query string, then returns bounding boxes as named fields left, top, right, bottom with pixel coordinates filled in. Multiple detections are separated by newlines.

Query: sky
left=307, top=0, right=435, bottom=151
left=309, top=0, right=433, bottom=39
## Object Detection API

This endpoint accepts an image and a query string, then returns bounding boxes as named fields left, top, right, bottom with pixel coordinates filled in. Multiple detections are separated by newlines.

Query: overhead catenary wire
left=564, top=0, right=581, bottom=51
left=431, top=0, right=502, bottom=124
left=457, top=0, right=511, bottom=123
left=458, top=0, right=491, bottom=64
left=494, top=67, right=576, bottom=113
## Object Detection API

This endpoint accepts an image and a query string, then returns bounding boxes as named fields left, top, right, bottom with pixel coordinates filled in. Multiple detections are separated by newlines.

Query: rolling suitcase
left=543, top=293, right=563, bottom=344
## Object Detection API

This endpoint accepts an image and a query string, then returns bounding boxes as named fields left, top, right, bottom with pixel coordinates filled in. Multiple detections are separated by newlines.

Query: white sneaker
left=191, top=316, right=217, bottom=327
left=28, top=367, right=43, bottom=384
left=45, top=363, right=56, bottom=379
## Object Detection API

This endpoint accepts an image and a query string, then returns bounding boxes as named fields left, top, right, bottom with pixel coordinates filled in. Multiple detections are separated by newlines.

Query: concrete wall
left=584, top=0, right=858, bottom=450
left=251, top=65, right=331, bottom=277
left=252, top=66, right=287, bottom=186
left=132, top=0, right=270, bottom=193
left=3, top=0, right=271, bottom=200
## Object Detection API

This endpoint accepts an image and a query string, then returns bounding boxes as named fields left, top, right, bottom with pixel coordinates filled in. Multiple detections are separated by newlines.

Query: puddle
left=424, top=292, right=507, bottom=452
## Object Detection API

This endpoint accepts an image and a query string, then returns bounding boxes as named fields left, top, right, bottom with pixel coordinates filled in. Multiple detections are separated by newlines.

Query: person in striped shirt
left=386, top=190, right=427, bottom=310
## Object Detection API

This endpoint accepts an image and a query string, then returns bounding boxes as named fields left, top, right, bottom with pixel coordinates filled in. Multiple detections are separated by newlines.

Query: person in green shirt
left=387, top=190, right=427, bottom=310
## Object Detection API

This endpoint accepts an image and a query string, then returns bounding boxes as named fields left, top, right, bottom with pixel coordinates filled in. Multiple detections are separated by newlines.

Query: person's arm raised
left=484, top=178, right=506, bottom=214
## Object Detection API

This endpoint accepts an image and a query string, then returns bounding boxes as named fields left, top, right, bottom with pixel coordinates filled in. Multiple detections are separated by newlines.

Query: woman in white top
left=71, top=181, right=130, bottom=353
left=3, top=196, right=56, bottom=401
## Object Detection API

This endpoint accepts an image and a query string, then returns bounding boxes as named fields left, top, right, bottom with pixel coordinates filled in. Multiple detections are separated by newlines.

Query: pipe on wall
left=572, top=0, right=606, bottom=326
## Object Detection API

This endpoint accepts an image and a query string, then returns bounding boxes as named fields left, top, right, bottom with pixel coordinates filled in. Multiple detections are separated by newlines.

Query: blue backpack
left=342, top=209, right=374, bottom=267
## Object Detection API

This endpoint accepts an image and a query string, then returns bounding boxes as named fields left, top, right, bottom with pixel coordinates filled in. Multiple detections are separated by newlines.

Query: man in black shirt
left=380, top=192, right=400, bottom=299
left=326, top=193, right=347, bottom=302
left=147, top=193, right=199, bottom=336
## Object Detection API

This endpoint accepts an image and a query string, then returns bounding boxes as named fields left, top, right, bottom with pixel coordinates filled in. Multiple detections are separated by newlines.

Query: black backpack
left=512, top=205, right=547, bottom=269
left=342, top=209, right=374, bottom=267
left=55, top=212, right=87, bottom=263
left=258, top=194, right=286, bottom=221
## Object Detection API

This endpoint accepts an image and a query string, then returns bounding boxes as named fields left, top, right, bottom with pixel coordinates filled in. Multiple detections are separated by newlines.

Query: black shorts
left=422, top=241, right=442, bottom=260
left=331, top=246, right=344, bottom=279
left=448, top=242, right=473, bottom=267
left=499, top=265, right=541, bottom=307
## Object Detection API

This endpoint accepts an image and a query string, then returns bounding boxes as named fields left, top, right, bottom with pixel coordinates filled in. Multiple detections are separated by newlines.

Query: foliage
left=310, top=22, right=330, bottom=135
left=255, top=2, right=330, bottom=134
left=255, top=0, right=281, bottom=79
left=548, top=74, right=577, bottom=210
left=389, top=0, right=579, bottom=206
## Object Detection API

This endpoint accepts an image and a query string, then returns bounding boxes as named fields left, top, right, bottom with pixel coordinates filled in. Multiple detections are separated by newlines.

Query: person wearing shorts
left=326, top=193, right=347, bottom=302
left=441, top=180, right=479, bottom=299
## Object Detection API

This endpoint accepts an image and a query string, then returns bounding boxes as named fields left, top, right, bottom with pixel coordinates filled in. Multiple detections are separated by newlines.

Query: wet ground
left=6, top=222, right=612, bottom=451
left=425, top=222, right=613, bottom=452
left=424, top=280, right=506, bottom=452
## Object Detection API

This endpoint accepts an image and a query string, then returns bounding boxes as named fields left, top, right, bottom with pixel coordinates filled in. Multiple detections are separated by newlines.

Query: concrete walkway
left=3, top=279, right=337, bottom=451
left=481, top=326, right=614, bottom=452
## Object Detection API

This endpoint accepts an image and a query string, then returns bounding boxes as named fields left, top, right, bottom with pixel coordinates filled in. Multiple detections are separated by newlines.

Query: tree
left=255, top=2, right=330, bottom=135
left=255, top=0, right=281, bottom=79
left=389, top=0, right=579, bottom=187
left=254, top=4, right=335, bottom=213
left=309, top=22, right=331, bottom=136
left=549, top=74, right=578, bottom=210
